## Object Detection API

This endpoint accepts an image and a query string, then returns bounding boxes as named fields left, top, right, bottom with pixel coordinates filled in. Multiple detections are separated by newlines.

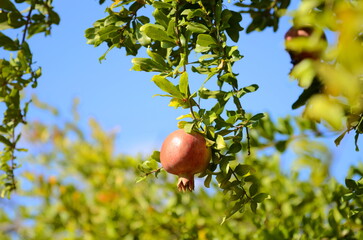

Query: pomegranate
left=160, top=129, right=211, bottom=192
left=284, top=26, right=326, bottom=65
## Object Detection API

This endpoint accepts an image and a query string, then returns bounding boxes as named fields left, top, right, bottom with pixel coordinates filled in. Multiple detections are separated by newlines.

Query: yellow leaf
left=304, top=94, right=344, bottom=130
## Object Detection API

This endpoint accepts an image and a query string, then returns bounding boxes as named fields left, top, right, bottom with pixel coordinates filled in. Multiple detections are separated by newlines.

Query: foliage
left=85, top=0, right=292, bottom=216
left=85, top=0, right=363, bottom=219
left=286, top=0, right=363, bottom=148
left=0, top=0, right=59, bottom=197
left=0, top=112, right=361, bottom=239
left=2, top=0, right=361, bottom=204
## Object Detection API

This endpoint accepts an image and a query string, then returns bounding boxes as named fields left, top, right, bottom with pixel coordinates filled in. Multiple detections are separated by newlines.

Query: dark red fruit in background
left=285, top=26, right=327, bottom=65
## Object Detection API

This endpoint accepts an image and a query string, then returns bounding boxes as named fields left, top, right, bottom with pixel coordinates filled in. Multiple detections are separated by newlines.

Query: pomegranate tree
left=160, top=129, right=211, bottom=192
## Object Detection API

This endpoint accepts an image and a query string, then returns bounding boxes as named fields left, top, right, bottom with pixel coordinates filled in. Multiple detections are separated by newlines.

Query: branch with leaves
left=86, top=0, right=291, bottom=218
left=0, top=0, right=59, bottom=198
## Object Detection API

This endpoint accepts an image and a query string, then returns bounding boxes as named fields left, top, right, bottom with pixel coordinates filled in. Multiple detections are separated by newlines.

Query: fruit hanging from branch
left=284, top=26, right=327, bottom=65
left=285, top=26, right=327, bottom=109
left=160, top=129, right=211, bottom=192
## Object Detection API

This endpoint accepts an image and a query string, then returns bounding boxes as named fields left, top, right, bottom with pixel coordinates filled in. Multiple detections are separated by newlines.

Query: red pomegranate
left=160, top=129, right=211, bottom=192
left=284, top=26, right=327, bottom=64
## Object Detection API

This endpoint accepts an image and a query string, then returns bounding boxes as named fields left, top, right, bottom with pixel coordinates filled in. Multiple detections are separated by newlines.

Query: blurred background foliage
left=287, top=0, right=363, bottom=147
left=0, top=103, right=361, bottom=239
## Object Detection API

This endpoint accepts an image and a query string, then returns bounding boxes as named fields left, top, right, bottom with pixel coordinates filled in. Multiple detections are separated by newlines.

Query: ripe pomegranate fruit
left=160, top=129, right=211, bottom=192
left=284, top=26, right=326, bottom=65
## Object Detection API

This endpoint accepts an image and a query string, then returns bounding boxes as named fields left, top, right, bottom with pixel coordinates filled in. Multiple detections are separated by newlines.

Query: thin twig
left=189, top=100, right=197, bottom=120
left=245, top=127, right=251, bottom=155
left=230, top=167, right=252, bottom=201
left=9, top=126, right=17, bottom=191
left=22, top=5, right=34, bottom=44
left=143, top=167, right=162, bottom=177
left=174, top=1, right=186, bottom=71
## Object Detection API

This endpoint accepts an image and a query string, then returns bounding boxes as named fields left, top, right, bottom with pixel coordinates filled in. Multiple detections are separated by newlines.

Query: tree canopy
left=0, top=110, right=362, bottom=239
left=0, top=0, right=362, bottom=238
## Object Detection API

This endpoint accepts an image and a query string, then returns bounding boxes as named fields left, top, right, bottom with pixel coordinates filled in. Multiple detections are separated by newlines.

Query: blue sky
left=22, top=0, right=361, bottom=182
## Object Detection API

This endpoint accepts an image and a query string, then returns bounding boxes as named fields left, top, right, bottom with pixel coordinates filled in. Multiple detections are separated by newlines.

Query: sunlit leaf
left=140, top=23, right=175, bottom=42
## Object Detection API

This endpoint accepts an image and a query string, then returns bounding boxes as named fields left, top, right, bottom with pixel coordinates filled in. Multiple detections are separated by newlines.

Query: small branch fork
left=230, top=168, right=252, bottom=201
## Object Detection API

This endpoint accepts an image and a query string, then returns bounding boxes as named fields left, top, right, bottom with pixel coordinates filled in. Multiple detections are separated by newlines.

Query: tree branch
left=22, top=5, right=34, bottom=44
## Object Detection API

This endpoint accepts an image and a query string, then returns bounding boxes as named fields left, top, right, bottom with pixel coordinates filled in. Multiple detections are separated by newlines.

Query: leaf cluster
left=235, top=0, right=291, bottom=33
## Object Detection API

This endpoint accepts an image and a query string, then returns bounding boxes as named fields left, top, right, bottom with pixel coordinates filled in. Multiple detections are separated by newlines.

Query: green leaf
left=16, top=148, right=27, bottom=152
left=150, top=151, right=160, bottom=162
left=0, top=32, right=19, bottom=50
left=250, top=113, right=265, bottom=121
left=166, top=19, right=176, bottom=38
left=228, top=142, right=242, bottom=154
left=334, top=131, right=347, bottom=147
left=182, top=9, right=205, bottom=19
left=220, top=73, right=237, bottom=87
left=0, top=12, right=11, bottom=30
left=328, top=210, right=337, bottom=228
left=253, top=193, right=269, bottom=203
left=343, top=192, right=355, bottom=201
left=0, top=135, right=12, bottom=147
left=234, top=164, right=250, bottom=176
left=236, top=84, right=259, bottom=98
left=249, top=183, right=258, bottom=197
left=204, top=174, right=212, bottom=188
left=131, top=58, right=169, bottom=72
left=153, top=9, right=169, bottom=28
left=97, top=25, right=119, bottom=41
left=345, top=179, right=357, bottom=190
left=0, top=0, right=18, bottom=12
left=176, top=113, right=193, bottom=120
left=186, top=22, right=209, bottom=33
left=152, top=2, right=172, bottom=8
left=216, top=135, right=227, bottom=150
left=250, top=201, right=257, bottom=213
left=140, top=23, right=175, bottom=42
left=152, top=75, right=183, bottom=98
left=290, top=60, right=316, bottom=88
left=225, top=11, right=243, bottom=42
left=142, top=159, right=159, bottom=171
left=98, top=44, right=116, bottom=62
left=354, top=133, right=360, bottom=152
left=195, top=34, right=217, bottom=52
left=136, top=176, right=147, bottom=183
left=147, top=48, right=168, bottom=69
left=275, top=140, right=287, bottom=152
left=179, top=72, right=189, bottom=96
left=49, top=9, right=60, bottom=25
left=220, top=158, right=230, bottom=174
left=199, top=88, right=226, bottom=99
left=169, top=98, right=189, bottom=109
left=138, top=34, right=152, bottom=47
left=1, top=189, right=6, bottom=199
left=183, top=122, right=194, bottom=133
left=203, top=111, right=217, bottom=125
